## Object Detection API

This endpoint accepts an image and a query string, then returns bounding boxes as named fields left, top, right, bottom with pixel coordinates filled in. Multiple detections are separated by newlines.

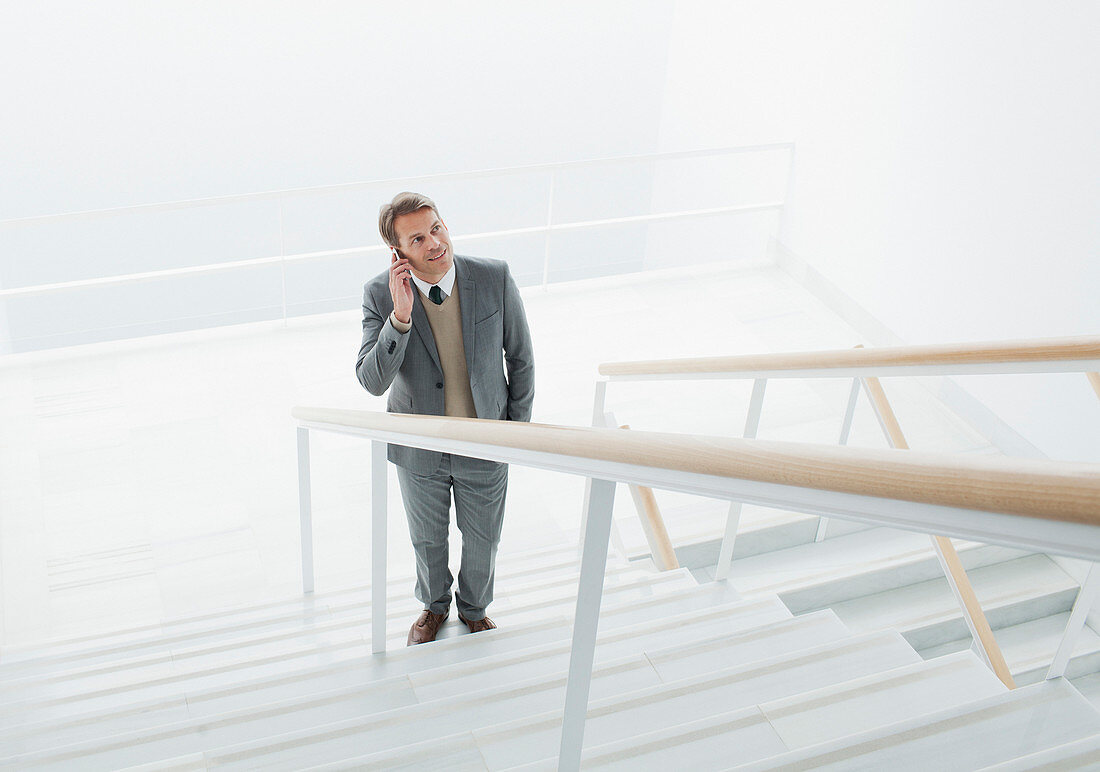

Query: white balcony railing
left=0, top=143, right=794, bottom=352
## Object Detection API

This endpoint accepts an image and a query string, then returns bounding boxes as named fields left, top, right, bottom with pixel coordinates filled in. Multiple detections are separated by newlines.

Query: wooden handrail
left=598, top=335, right=1100, bottom=377
left=1089, top=372, right=1100, bottom=401
left=292, top=408, right=1100, bottom=527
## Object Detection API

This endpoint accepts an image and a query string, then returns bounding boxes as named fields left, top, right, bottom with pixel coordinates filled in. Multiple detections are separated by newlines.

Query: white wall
left=0, top=1, right=677, bottom=350
left=658, top=0, right=1100, bottom=461
left=1, top=1, right=675, bottom=217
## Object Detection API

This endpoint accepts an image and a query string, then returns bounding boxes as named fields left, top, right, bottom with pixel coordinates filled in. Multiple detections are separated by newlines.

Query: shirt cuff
left=389, top=312, right=412, bottom=333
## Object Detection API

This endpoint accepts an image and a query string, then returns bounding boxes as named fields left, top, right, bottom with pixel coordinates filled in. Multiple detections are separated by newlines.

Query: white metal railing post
left=714, top=378, right=767, bottom=580
left=297, top=427, right=314, bottom=593
left=1048, top=563, right=1100, bottom=679
left=837, top=377, right=861, bottom=446
left=816, top=376, right=862, bottom=542
left=541, top=168, right=557, bottom=290
left=579, top=381, right=608, bottom=552
left=371, top=440, right=388, bottom=654
left=559, top=476, right=617, bottom=771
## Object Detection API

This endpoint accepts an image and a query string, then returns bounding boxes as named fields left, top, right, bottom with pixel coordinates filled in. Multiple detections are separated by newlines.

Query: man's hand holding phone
left=389, top=247, right=415, bottom=324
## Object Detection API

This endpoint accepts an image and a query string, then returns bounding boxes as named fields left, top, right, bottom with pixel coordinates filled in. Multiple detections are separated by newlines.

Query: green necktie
left=429, top=285, right=445, bottom=305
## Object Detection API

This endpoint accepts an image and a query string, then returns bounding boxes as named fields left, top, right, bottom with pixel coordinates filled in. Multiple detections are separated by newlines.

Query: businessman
left=356, top=192, right=535, bottom=645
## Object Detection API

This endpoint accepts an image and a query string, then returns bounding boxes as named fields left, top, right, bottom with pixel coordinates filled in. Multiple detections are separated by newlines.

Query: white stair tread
left=0, top=567, right=694, bottom=713
left=408, top=597, right=795, bottom=703
left=639, top=609, right=849, bottom=684
left=731, top=678, right=1100, bottom=771
left=19, top=617, right=892, bottom=770
left=0, top=571, right=710, bottom=726
left=473, top=631, right=920, bottom=770
left=0, top=555, right=644, bottom=674
left=831, top=554, right=1078, bottom=646
left=1072, top=671, right=1100, bottom=711
left=0, top=580, right=736, bottom=731
left=302, top=733, right=491, bottom=771
left=117, top=754, right=208, bottom=772
left=0, top=596, right=787, bottom=754
left=727, top=527, right=1026, bottom=609
left=2, top=651, right=659, bottom=770
left=921, top=611, right=1100, bottom=685
left=0, top=540, right=593, bottom=666
left=512, top=651, right=1005, bottom=771
left=977, top=731, right=1100, bottom=770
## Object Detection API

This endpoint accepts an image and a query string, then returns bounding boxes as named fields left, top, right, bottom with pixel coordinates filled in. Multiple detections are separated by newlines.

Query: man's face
left=392, top=206, right=454, bottom=284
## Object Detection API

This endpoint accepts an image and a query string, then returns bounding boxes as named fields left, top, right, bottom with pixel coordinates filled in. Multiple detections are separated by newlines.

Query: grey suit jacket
left=355, top=255, right=535, bottom=473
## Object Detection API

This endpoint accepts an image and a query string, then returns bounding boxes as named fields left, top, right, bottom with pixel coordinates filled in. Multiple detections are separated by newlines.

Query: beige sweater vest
left=418, top=283, right=478, bottom=418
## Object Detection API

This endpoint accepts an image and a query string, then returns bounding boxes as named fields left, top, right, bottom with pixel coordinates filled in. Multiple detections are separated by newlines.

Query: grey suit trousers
left=395, top=454, right=508, bottom=621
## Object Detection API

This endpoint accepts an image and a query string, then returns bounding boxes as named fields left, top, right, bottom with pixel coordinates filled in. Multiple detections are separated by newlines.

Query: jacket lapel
left=457, top=257, right=477, bottom=376
left=409, top=289, right=442, bottom=373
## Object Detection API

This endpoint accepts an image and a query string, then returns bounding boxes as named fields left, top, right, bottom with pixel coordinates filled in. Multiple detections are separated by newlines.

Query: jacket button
left=436, top=382, right=443, bottom=389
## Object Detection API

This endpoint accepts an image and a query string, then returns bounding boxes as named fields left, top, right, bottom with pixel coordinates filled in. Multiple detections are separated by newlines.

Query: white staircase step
left=511, top=651, right=1005, bottom=771
left=731, top=678, right=1100, bottom=771
left=0, top=580, right=733, bottom=745
left=639, top=609, right=849, bottom=684
left=977, top=732, right=1100, bottom=770
left=1072, top=671, right=1100, bottom=711
left=41, top=653, right=664, bottom=771
left=0, top=540, right=587, bottom=668
left=756, top=650, right=1004, bottom=751
left=727, top=527, right=1028, bottom=612
left=0, top=566, right=693, bottom=718
left=831, top=554, right=1079, bottom=649
left=302, top=733, right=491, bottom=771
left=117, top=755, right=208, bottom=772
left=920, top=611, right=1100, bottom=686
left=0, top=567, right=704, bottom=730
left=180, top=578, right=737, bottom=718
left=307, top=612, right=854, bottom=772
left=473, top=631, right=920, bottom=769
left=0, top=554, right=641, bottom=676
left=12, top=610, right=878, bottom=770
left=1, top=594, right=782, bottom=755
left=408, top=596, right=794, bottom=703
left=505, top=706, right=783, bottom=772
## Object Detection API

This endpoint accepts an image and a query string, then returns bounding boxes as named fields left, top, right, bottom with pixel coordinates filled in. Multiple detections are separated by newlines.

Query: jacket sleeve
left=355, top=283, right=410, bottom=396
left=501, top=263, right=535, bottom=422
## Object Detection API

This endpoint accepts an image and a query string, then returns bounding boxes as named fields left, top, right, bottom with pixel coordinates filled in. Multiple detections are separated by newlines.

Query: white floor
left=0, top=260, right=994, bottom=647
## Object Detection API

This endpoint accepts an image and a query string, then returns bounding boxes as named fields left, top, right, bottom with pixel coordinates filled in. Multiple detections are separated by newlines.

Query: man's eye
left=431, top=225, right=439, bottom=232
left=413, top=237, right=421, bottom=243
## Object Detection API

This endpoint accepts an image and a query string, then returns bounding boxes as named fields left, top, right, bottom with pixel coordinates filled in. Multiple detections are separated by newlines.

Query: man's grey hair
left=378, top=192, right=441, bottom=248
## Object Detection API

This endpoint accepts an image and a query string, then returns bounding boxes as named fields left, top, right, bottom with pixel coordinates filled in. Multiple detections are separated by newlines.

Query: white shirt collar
left=410, top=260, right=456, bottom=299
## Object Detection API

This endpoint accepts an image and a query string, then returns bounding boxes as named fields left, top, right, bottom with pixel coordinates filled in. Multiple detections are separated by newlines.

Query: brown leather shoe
left=406, top=609, right=449, bottom=646
left=458, top=613, right=497, bottom=634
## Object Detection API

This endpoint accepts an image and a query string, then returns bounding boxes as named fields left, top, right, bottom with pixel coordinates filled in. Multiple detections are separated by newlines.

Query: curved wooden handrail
left=598, top=335, right=1100, bottom=377
left=292, top=407, right=1100, bottom=527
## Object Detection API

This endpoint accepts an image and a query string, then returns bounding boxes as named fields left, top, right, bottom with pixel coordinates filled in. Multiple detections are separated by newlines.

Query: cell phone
left=391, top=246, right=410, bottom=281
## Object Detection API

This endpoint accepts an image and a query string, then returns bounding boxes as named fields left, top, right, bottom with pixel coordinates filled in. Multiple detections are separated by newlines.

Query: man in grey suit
left=356, top=192, right=535, bottom=645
